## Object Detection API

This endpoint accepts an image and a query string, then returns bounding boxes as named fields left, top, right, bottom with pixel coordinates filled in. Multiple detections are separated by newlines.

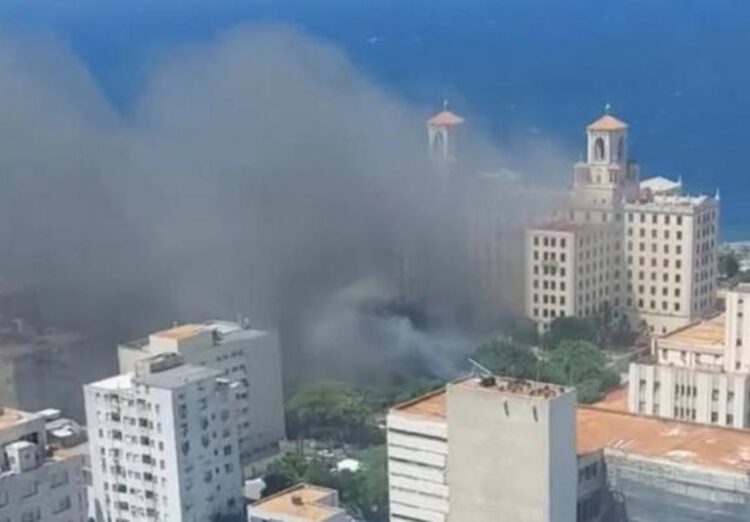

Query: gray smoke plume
left=0, top=25, right=570, bottom=391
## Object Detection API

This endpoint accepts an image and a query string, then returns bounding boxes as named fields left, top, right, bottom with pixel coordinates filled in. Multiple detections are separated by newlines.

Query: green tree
left=719, top=253, right=741, bottom=279
left=340, top=446, right=389, bottom=522
left=368, top=379, right=443, bottom=410
left=262, top=447, right=389, bottom=522
left=472, top=339, right=539, bottom=379
left=542, top=317, right=596, bottom=349
left=263, top=451, right=311, bottom=494
left=506, top=318, right=539, bottom=346
left=542, top=340, right=619, bottom=403
left=286, top=381, right=377, bottom=446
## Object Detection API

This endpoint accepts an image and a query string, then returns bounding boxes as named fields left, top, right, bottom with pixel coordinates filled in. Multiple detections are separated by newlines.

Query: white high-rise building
left=117, top=320, right=286, bottom=474
left=387, top=376, right=577, bottom=522
left=526, top=112, right=719, bottom=335
left=629, top=284, right=750, bottom=428
left=0, top=407, right=88, bottom=522
left=85, top=353, right=244, bottom=522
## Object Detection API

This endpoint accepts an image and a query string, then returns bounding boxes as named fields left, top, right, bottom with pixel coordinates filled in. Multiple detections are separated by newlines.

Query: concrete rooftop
left=658, top=313, right=725, bottom=350
left=392, top=382, right=750, bottom=474
left=250, top=483, right=343, bottom=521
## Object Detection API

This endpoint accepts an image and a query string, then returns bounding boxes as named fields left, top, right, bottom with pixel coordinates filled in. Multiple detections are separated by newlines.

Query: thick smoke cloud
left=0, top=26, right=567, bottom=388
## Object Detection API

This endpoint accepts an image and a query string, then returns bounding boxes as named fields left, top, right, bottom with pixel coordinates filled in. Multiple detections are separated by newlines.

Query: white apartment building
left=0, top=407, right=88, bottom=522
left=387, top=376, right=577, bottom=522
left=118, top=320, right=286, bottom=473
left=247, top=483, right=348, bottom=522
left=629, top=284, right=750, bottom=428
left=526, top=112, right=719, bottom=334
left=85, top=353, right=244, bottom=522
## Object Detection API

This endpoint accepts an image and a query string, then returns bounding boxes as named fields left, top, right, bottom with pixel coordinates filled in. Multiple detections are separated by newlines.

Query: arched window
left=617, top=137, right=625, bottom=162
left=594, top=137, right=605, bottom=161
left=433, top=131, right=445, bottom=155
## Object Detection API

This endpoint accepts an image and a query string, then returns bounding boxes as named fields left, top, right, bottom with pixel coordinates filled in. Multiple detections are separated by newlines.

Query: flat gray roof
left=136, top=364, right=222, bottom=389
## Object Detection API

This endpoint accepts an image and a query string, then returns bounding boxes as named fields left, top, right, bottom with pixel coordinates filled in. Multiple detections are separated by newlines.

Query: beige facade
left=389, top=375, right=750, bottom=522
left=525, top=113, right=719, bottom=333
left=526, top=221, right=620, bottom=328
left=387, top=376, right=577, bottom=522
left=623, top=194, right=718, bottom=335
left=628, top=285, right=750, bottom=427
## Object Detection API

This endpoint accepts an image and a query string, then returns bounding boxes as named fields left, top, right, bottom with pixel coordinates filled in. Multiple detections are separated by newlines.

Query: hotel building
left=526, top=113, right=719, bottom=335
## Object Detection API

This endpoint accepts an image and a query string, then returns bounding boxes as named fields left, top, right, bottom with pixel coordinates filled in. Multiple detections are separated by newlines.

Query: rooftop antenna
left=467, top=358, right=493, bottom=378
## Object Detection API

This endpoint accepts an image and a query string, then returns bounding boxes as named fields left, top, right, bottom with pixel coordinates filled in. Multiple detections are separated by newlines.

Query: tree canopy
left=719, top=253, right=741, bottom=279
left=472, top=339, right=538, bottom=380
left=542, top=317, right=596, bottom=349
left=286, top=381, right=378, bottom=446
left=264, top=446, right=388, bottom=522
left=505, top=318, right=539, bottom=346
left=542, top=340, right=620, bottom=403
left=471, top=337, right=619, bottom=403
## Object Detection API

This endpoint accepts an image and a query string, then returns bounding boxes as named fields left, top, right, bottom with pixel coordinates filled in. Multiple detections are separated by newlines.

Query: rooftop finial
left=443, top=99, right=449, bottom=110
left=604, top=101, right=612, bottom=114
left=716, top=187, right=721, bottom=201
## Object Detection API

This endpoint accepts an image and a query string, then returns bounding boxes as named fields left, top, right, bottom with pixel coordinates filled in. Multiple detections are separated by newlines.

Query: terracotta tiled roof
left=427, top=110, right=465, bottom=127
left=392, top=383, right=750, bottom=474
left=587, top=114, right=628, bottom=131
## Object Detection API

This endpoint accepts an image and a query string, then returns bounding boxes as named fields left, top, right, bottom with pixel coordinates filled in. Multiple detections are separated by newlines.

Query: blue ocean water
left=1, top=0, right=749, bottom=238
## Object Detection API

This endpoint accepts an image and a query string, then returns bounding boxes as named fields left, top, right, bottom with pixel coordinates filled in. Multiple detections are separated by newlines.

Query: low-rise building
left=248, top=483, right=349, bottom=522
left=118, top=320, right=286, bottom=473
left=0, top=406, right=88, bottom=522
left=629, top=284, right=750, bottom=427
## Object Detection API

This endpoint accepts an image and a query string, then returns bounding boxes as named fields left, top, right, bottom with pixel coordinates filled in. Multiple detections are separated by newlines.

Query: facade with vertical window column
left=525, top=112, right=719, bottom=333
left=85, top=353, right=244, bottom=522
left=629, top=285, right=750, bottom=428
left=0, top=407, right=87, bottom=522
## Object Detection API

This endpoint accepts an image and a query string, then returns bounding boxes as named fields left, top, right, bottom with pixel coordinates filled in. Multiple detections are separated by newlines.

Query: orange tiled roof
left=392, top=385, right=750, bottom=474
left=427, top=110, right=465, bottom=127
left=587, top=114, right=628, bottom=131
left=152, top=324, right=203, bottom=340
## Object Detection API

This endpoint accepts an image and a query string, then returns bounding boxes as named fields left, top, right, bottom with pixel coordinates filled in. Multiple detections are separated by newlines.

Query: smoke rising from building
left=0, top=25, right=569, bottom=389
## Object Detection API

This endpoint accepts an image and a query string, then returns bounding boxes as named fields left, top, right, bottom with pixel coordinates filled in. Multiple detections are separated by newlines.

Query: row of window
left=628, top=255, right=682, bottom=269
left=532, top=308, right=566, bottom=320
left=627, top=227, right=685, bottom=241
left=627, top=212, right=687, bottom=226
left=532, top=294, right=567, bottom=306
left=532, top=236, right=568, bottom=248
